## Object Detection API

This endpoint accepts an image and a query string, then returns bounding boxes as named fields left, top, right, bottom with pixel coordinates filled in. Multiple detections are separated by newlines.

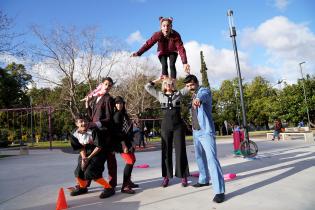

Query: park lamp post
left=227, top=10, right=249, bottom=140
left=299, top=61, right=311, bottom=127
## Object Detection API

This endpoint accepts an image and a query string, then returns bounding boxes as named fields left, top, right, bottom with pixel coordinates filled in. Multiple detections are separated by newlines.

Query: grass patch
left=9, top=140, right=71, bottom=149
left=30, top=141, right=71, bottom=148
left=0, top=154, right=14, bottom=158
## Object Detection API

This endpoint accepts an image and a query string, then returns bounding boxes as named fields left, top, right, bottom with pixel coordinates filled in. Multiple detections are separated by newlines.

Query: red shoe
left=121, top=186, right=135, bottom=194
left=181, top=177, right=188, bottom=187
left=162, top=177, right=169, bottom=188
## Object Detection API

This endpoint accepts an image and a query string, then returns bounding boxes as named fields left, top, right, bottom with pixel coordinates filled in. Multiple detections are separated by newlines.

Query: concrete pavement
left=0, top=137, right=314, bottom=210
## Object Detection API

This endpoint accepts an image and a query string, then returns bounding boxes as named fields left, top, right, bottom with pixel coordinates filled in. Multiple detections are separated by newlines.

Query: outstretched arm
left=132, top=32, right=159, bottom=56
left=144, top=77, right=163, bottom=99
left=179, top=86, right=190, bottom=96
left=174, top=32, right=190, bottom=73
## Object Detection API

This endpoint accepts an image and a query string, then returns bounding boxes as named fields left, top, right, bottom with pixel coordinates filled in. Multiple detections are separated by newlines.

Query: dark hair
left=114, top=96, right=130, bottom=121
left=114, top=96, right=127, bottom=113
left=115, top=96, right=125, bottom=104
left=183, top=74, right=198, bottom=84
left=74, top=113, right=88, bottom=122
left=102, top=77, right=114, bottom=84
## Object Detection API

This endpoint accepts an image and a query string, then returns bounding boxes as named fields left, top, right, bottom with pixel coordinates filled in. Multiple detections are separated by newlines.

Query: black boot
left=213, top=193, right=225, bottom=203
left=99, top=188, right=115, bottom=199
left=70, top=187, right=88, bottom=196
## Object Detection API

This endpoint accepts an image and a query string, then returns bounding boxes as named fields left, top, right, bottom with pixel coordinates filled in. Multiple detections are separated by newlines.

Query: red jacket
left=136, top=30, right=188, bottom=64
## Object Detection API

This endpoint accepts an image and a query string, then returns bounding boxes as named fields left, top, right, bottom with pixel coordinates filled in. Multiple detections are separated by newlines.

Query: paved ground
left=0, top=137, right=314, bottom=210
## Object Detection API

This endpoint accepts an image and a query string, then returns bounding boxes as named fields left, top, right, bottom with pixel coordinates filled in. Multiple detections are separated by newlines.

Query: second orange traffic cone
left=56, top=188, right=68, bottom=210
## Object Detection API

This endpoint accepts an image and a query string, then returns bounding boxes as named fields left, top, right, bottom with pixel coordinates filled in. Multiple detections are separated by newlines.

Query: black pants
left=75, top=152, right=106, bottom=180
left=161, top=121, right=189, bottom=178
left=158, top=52, right=178, bottom=79
left=106, top=152, right=117, bottom=188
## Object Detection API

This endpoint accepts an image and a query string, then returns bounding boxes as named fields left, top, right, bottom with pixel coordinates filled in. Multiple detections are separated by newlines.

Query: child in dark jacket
left=69, top=114, right=115, bottom=199
left=132, top=17, right=190, bottom=79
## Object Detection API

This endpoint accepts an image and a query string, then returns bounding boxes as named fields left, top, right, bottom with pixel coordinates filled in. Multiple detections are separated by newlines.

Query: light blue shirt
left=194, top=87, right=216, bottom=135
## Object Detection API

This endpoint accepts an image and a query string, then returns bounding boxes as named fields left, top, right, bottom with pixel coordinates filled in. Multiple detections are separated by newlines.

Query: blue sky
left=1, top=0, right=315, bottom=87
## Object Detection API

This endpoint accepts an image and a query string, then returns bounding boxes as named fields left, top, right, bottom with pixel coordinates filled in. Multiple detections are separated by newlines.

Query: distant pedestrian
left=272, top=118, right=283, bottom=141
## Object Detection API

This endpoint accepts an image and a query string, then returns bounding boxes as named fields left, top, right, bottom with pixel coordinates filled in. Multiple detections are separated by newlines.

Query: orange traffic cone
left=56, top=188, right=68, bottom=210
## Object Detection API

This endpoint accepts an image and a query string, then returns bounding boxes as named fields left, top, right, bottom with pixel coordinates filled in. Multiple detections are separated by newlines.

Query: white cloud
left=0, top=53, right=27, bottom=66
left=105, top=50, right=159, bottom=81
left=28, top=50, right=160, bottom=88
left=274, top=0, right=289, bottom=11
left=126, top=30, right=145, bottom=45
left=241, top=16, right=315, bottom=84
left=176, top=41, right=274, bottom=88
left=1, top=40, right=275, bottom=89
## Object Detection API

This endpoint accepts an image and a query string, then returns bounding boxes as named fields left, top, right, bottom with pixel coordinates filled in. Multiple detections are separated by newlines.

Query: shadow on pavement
left=223, top=146, right=315, bottom=200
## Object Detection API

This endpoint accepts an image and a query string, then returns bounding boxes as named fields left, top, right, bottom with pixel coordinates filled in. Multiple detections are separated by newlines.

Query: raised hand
left=184, top=64, right=190, bottom=74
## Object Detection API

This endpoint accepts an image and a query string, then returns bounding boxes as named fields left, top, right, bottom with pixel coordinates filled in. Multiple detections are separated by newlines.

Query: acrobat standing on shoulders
left=132, top=16, right=190, bottom=79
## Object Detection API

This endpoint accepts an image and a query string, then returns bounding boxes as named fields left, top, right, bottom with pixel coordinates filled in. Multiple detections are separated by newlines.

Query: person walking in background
left=85, top=77, right=118, bottom=191
left=113, top=96, right=139, bottom=194
left=272, top=118, right=283, bottom=141
left=145, top=76, right=190, bottom=187
left=133, top=119, right=146, bottom=148
left=183, top=74, right=225, bottom=203
left=298, top=121, right=304, bottom=128
left=132, top=17, right=190, bottom=79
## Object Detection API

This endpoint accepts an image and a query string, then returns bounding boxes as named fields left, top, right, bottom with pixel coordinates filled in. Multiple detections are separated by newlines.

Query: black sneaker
left=70, top=187, right=88, bottom=196
left=213, top=193, right=225, bottom=203
left=99, top=188, right=115, bottom=199
left=129, top=181, right=139, bottom=188
left=192, top=182, right=209, bottom=188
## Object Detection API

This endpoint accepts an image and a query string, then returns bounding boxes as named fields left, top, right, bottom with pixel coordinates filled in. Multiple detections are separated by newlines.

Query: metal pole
left=234, top=88, right=241, bottom=126
left=48, top=106, right=52, bottom=150
left=30, top=97, right=34, bottom=146
left=227, top=10, right=249, bottom=141
left=299, top=62, right=311, bottom=127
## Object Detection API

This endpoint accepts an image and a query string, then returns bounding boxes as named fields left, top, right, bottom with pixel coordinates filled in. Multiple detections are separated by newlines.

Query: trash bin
left=233, top=130, right=244, bottom=155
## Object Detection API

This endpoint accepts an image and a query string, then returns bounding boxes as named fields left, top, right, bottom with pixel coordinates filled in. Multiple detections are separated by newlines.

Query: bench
left=266, top=132, right=285, bottom=141
left=266, top=127, right=314, bottom=143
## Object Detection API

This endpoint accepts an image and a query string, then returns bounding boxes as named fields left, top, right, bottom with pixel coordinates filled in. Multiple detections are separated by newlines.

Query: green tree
left=212, top=79, right=238, bottom=134
left=0, top=62, right=32, bottom=108
left=277, top=75, right=315, bottom=126
left=200, top=51, right=210, bottom=88
left=245, top=76, right=276, bottom=129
